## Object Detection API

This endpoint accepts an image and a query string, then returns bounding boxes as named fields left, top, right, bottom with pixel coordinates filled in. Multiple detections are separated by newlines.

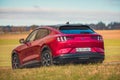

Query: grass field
left=0, top=30, right=120, bottom=80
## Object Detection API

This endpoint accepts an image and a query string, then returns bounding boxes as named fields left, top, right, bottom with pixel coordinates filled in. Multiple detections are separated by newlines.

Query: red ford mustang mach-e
left=11, top=24, right=104, bottom=69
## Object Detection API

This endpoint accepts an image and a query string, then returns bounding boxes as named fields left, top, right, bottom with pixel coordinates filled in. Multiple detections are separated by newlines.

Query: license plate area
left=76, top=48, right=91, bottom=52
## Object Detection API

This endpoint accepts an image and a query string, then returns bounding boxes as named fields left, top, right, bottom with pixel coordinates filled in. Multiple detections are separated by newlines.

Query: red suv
left=12, top=24, right=104, bottom=69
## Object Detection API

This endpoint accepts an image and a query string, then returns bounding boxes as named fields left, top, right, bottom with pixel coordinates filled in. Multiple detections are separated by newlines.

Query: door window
left=26, top=30, right=38, bottom=42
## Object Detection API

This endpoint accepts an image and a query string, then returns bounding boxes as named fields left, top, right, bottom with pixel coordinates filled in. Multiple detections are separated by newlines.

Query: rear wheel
left=41, top=50, right=53, bottom=66
left=12, top=54, right=20, bottom=69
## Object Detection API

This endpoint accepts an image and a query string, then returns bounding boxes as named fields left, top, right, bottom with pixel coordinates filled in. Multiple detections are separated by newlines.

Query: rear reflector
left=57, top=48, right=71, bottom=54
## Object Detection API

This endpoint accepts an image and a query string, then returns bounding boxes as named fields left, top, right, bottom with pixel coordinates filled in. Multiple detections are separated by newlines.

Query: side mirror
left=19, top=38, right=25, bottom=44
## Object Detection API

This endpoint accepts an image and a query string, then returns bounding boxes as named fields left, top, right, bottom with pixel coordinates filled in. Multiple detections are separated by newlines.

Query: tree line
left=0, top=22, right=120, bottom=33
left=27, top=21, right=120, bottom=30
left=88, top=22, right=120, bottom=30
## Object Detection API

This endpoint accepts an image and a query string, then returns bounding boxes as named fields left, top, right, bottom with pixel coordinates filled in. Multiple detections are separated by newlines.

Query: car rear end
left=52, top=25, right=104, bottom=64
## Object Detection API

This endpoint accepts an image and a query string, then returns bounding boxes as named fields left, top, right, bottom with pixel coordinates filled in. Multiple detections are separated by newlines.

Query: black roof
left=48, top=24, right=90, bottom=30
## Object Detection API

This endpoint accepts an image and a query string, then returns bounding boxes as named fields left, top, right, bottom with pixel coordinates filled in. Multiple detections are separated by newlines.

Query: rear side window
left=59, top=25, right=95, bottom=34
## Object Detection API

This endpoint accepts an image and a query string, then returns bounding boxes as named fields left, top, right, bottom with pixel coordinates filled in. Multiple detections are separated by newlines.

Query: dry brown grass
left=0, top=64, right=120, bottom=80
left=95, top=30, right=120, bottom=39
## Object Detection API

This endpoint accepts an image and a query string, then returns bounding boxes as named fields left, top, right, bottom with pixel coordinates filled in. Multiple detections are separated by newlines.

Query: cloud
left=0, top=7, right=120, bottom=25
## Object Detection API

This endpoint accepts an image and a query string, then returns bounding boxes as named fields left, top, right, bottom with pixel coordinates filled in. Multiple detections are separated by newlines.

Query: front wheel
left=41, top=50, right=53, bottom=66
left=12, top=54, right=20, bottom=69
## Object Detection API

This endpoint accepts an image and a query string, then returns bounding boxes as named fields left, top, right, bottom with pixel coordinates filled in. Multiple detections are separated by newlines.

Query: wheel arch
left=11, top=50, right=21, bottom=69
left=40, top=44, right=53, bottom=56
left=40, top=45, right=53, bottom=66
left=12, top=51, right=18, bottom=57
left=11, top=51, right=21, bottom=64
left=41, top=45, right=51, bottom=52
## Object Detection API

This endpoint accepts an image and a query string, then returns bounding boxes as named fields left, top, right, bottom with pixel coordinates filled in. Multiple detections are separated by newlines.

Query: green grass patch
left=104, top=39, right=120, bottom=62
left=104, top=39, right=120, bottom=46
left=0, top=39, right=19, bottom=66
left=0, top=45, right=17, bottom=66
left=0, top=39, right=19, bottom=45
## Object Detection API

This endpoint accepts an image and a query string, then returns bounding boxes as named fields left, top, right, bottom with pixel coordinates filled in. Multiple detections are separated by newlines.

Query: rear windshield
left=59, top=25, right=95, bottom=34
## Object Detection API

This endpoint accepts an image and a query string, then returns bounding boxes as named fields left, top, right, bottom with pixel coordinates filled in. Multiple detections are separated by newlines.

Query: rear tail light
left=98, top=36, right=103, bottom=41
left=92, top=35, right=103, bottom=41
left=57, top=36, right=67, bottom=42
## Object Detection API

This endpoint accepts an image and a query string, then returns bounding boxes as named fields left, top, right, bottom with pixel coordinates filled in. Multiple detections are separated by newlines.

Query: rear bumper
left=53, top=52, right=104, bottom=64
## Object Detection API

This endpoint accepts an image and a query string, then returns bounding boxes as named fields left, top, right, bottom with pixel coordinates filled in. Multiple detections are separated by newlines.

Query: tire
left=41, top=50, right=53, bottom=66
left=12, top=54, right=20, bottom=69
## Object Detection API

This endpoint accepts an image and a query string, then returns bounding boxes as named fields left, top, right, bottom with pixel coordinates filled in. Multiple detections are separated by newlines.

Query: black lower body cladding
left=53, top=52, right=104, bottom=64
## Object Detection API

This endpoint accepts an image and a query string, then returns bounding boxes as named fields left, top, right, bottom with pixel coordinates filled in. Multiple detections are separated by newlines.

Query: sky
left=0, top=0, right=120, bottom=26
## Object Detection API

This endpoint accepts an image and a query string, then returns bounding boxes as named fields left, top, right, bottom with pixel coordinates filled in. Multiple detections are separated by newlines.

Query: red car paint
left=12, top=24, right=104, bottom=68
